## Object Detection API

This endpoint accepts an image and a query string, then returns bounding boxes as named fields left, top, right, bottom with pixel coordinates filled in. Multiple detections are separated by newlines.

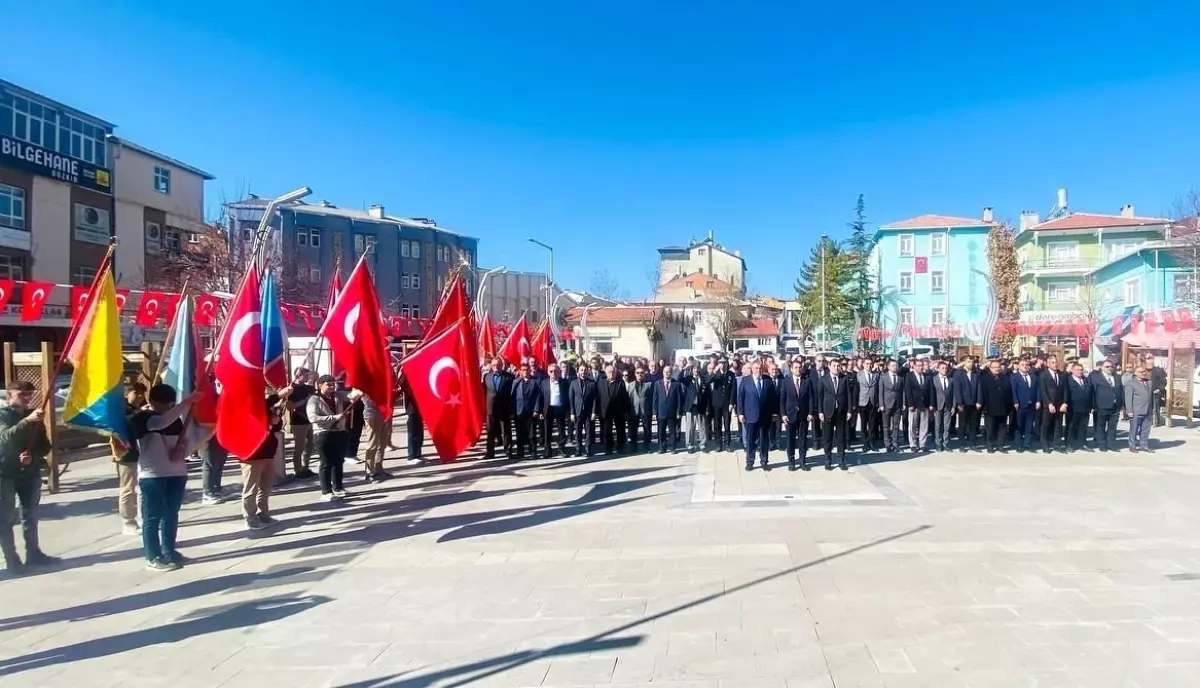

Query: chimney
left=1019, top=210, right=1040, bottom=231
left=1057, top=188, right=1068, bottom=211
left=1120, top=204, right=1134, bottom=218
left=982, top=206, right=994, bottom=223
left=368, top=204, right=385, bottom=219
left=319, top=200, right=334, bottom=208
left=707, top=229, right=714, bottom=241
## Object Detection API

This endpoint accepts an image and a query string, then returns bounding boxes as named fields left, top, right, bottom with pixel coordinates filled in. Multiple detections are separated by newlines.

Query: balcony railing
left=1020, top=258, right=1102, bottom=271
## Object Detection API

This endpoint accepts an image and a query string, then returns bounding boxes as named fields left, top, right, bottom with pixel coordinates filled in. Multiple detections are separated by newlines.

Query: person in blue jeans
left=130, top=383, right=197, bottom=571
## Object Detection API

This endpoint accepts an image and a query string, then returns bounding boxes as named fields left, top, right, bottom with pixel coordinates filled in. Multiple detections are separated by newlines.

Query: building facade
left=656, top=231, right=746, bottom=292
left=0, top=80, right=116, bottom=347
left=872, top=211, right=996, bottom=347
left=111, top=137, right=214, bottom=288
left=652, top=271, right=746, bottom=352
left=564, top=306, right=694, bottom=361
left=227, top=197, right=479, bottom=319
left=1091, top=243, right=1196, bottom=324
left=481, top=268, right=548, bottom=324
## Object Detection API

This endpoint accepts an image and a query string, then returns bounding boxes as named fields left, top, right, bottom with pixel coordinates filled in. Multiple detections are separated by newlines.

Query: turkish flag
left=321, top=259, right=394, bottom=418
left=279, top=303, right=296, bottom=326
left=116, top=289, right=130, bottom=313
left=325, top=269, right=345, bottom=377
left=529, top=318, right=556, bottom=369
left=194, top=294, right=221, bottom=326
left=0, top=279, right=14, bottom=313
left=296, top=306, right=313, bottom=331
left=70, top=286, right=92, bottom=319
left=401, top=316, right=484, bottom=462
left=388, top=315, right=403, bottom=337
left=479, top=314, right=497, bottom=360
left=424, top=272, right=469, bottom=343
left=213, top=267, right=269, bottom=458
left=135, top=291, right=167, bottom=327
left=914, top=256, right=929, bottom=274
left=20, top=281, right=54, bottom=322
left=498, top=317, right=532, bottom=367
left=164, top=294, right=181, bottom=325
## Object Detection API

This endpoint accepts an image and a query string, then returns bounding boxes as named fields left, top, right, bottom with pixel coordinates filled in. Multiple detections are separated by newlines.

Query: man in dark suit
left=780, top=359, right=815, bottom=471
left=568, top=363, right=599, bottom=457
left=904, top=358, right=933, bottom=452
left=624, top=367, right=653, bottom=453
left=1037, top=355, right=1069, bottom=453
left=952, top=357, right=983, bottom=452
left=817, top=359, right=854, bottom=470
left=651, top=364, right=682, bottom=454
left=1064, top=361, right=1093, bottom=452
left=482, top=357, right=514, bottom=459
left=930, top=360, right=956, bottom=452
left=511, top=363, right=543, bottom=459
left=597, top=363, right=629, bottom=454
left=1089, top=359, right=1123, bottom=451
left=707, top=361, right=735, bottom=451
left=876, top=360, right=905, bottom=452
left=538, top=364, right=570, bottom=458
left=736, top=360, right=776, bottom=471
left=1010, top=359, right=1039, bottom=452
left=853, top=359, right=879, bottom=452
left=979, top=360, right=1013, bottom=453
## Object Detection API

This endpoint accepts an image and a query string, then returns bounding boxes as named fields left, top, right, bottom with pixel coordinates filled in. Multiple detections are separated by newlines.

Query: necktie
left=891, top=374, right=896, bottom=386
left=1023, top=375, right=1029, bottom=387
left=1053, top=372, right=1058, bottom=385
left=794, top=378, right=799, bottom=394
left=756, top=378, right=761, bottom=394
left=1106, top=375, right=1112, bottom=386
left=833, top=376, right=838, bottom=394
left=942, top=378, right=947, bottom=391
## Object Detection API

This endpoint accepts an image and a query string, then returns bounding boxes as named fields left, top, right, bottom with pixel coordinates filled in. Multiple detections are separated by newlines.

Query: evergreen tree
left=844, top=194, right=876, bottom=343
left=794, top=236, right=856, bottom=335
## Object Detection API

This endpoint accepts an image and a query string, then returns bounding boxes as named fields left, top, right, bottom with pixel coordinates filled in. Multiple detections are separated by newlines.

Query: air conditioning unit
left=145, top=222, right=161, bottom=250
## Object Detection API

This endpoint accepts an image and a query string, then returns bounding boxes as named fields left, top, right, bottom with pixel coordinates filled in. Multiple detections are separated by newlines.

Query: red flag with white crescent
left=135, top=291, right=167, bottom=327
left=321, top=258, right=394, bottom=418
left=213, top=267, right=269, bottom=458
left=194, top=294, right=221, bottom=326
left=401, top=316, right=484, bottom=462
left=497, top=316, right=532, bottom=368
left=20, top=281, right=54, bottom=322
left=0, top=280, right=14, bottom=313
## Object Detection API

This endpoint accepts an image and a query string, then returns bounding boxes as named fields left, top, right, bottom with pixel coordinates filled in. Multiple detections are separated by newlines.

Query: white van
left=897, top=345, right=935, bottom=360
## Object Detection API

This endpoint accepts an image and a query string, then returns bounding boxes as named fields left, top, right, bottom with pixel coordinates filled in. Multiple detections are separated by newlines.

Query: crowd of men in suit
left=479, top=348, right=1171, bottom=473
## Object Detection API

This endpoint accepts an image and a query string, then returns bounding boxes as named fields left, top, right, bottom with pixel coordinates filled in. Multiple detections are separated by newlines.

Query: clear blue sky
left=6, top=2, right=1200, bottom=297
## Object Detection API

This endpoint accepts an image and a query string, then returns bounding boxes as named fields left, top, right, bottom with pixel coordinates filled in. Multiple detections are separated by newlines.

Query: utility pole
left=820, top=234, right=827, bottom=349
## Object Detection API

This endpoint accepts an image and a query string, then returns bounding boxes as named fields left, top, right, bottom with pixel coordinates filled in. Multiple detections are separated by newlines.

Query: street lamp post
left=474, top=266, right=507, bottom=321
left=251, top=186, right=312, bottom=270
left=820, top=234, right=828, bottom=350
left=527, top=238, right=554, bottom=322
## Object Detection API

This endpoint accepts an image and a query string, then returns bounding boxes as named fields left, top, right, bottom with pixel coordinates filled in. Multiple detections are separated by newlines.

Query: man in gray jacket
left=1124, top=365, right=1154, bottom=452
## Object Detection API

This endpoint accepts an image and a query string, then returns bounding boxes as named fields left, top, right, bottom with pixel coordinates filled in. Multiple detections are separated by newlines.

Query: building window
left=297, top=230, right=307, bottom=246
left=164, top=227, right=180, bottom=252
left=1047, top=282, right=1077, bottom=302
left=0, top=183, right=26, bottom=231
left=899, top=307, right=915, bottom=326
left=464, top=250, right=473, bottom=266
left=899, top=271, right=914, bottom=294
left=153, top=166, right=171, bottom=194
left=1046, top=241, right=1078, bottom=264
left=1, top=95, right=107, bottom=167
left=1123, top=276, right=1141, bottom=305
left=411, top=241, right=420, bottom=259
left=931, top=307, right=946, bottom=325
left=296, top=228, right=321, bottom=248
left=594, top=339, right=614, bottom=355
left=411, top=305, right=421, bottom=318
left=437, top=275, right=445, bottom=292
left=186, top=232, right=199, bottom=244
left=930, top=270, right=945, bottom=294
left=401, top=274, right=410, bottom=289
left=757, top=338, right=772, bottom=346
left=353, top=233, right=376, bottom=260
left=412, top=274, right=420, bottom=290
left=898, top=234, right=915, bottom=256
left=930, top=233, right=947, bottom=256
left=401, top=305, right=411, bottom=318
left=436, top=245, right=445, bottom=262
left=241, top=228, right=253, bottom=242
left=0, top=254, right=26, bottom=281
left=72, top=265, right=97, bottom=286
left=1174, top=274, right=1196, bottom=302
left=309, top=264, right=321, bottom=283
left=1104, top=240, right=1141, bottom=264
left=400, top=239, right=410, bottom=258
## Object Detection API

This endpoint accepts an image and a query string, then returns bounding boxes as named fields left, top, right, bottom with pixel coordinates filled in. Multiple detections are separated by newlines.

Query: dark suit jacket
left=1065, top=375, right=1092, bottom=413
left=511, top=377, right=542, bottom=417
left=626, top=380, right=654, bottom=418
left=877, top=371, right=905, bottom=411
left=1010, top=371, right=1038, bottom=408
left=597, top=378, right=629, bottom=419
left=816, top=373, right=853, bottom=417
left=952, top=368, right=982, bottom=407
left=680, top=373, right=708, bottom=413
left=483, top=370, right=515, bottom=416
left=1038, top=369, right=1069, bottom=407
left=931, top=375, right=955, bottom=411
left=708, top=371, right=735, bottom=410
left=568, top=377, right=599, bottom=418
left=651, top=378, right=683, bottom=420
left=736, top=375, right=776, bottom=424
left=904, top=371, right=932, bottom=409
left=779, top=374, right=815, bottom=423
left=539, top=377, right=570, bottom=411
left=1089, top=371, right=1124, bottom=413
left=979, top=370, right=1013, bottom=416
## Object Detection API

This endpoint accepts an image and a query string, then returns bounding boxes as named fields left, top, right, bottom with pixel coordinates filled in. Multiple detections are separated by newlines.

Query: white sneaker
left=201, top=494, right=222, bottom=505
left=333, top=489, right=348, bottom=499
left=405, top=457, right=423, bottom=466
left=122, top=521, right=140, bottom=536
left=319, top=493, right=335, bottom=502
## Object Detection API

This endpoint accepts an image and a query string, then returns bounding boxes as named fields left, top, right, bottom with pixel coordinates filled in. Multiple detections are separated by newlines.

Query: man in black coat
left=816, top=359, right=855, bottom=470
left=707, top=361, right=735, bottom=451
left=952, top=357, right=983, bottom=452
left=538, top=364, right=571, bottom=458
left=1064, top=361, right=1093, bottom=451
left=780, top=359, right=815, bottom=471
left=736, top=360, right=776, bottom=470
left=625, top=367, right=653, bottom=453
left=1089, top=359, right=1123, bottom=452
left=596, top=363, right=629, bottom=454
left=979, top=360, right=1012, bottom=453
left=651, top=363, right=682, bottom=454
left=1037, top=355, right=1069, bottom=453
left=568, top=363, right=599, bottom=457
left=482, top=357, right=514, bottom=459
left=511, top=363, right=543, bottom=459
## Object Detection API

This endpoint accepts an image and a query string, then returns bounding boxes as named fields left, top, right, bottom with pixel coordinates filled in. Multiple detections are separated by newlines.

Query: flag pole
left=152, top=277, right=190, bottom=385
left=297, top=248, right=371, bottom=369
left=304, top=254, right=343, bottom=372
left=45, top=241, right=118, bottom=411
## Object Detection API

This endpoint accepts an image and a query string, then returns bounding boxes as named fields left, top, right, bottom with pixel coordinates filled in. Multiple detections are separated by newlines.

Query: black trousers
left=856, top=405, right=876, bottom=451
left=785, top=415, right=810, bottom=464
left=405, top=412, right=424, bottom=460
left=1067, top=411, right=1090, bottom=449
left=743, top=420, right=769, bottom=466
left=984, top=415, right=1007, bottom=451
left=710, top=408, right=732, bottom=447
left=822, top=412, right=848, bottom=465
left=627, top=413, right=651, bottom=450
left=601, top=415, right=626, bottom=453
left=485, top=413, right=512, bottom=458
left=315, top=430, right=347, bottom=494
left=543, top=406, right=568, bottom=455
left=958, top=405, right=981, bottom=449
left=1094, top=410, right=1118, bottom=449
left=573, top=414, right=594, bottom=456
left=514, top=414, right=536, bottom=457
left=657, top=415, right=679, bottom=452
left=1040, top=410, right=1065, bottom=450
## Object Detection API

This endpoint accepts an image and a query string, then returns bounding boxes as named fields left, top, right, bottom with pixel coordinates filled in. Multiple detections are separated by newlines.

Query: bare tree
left=589, top=269, right=629, bottom=302
left=706, top=294, right=751, bottom=351
left=1169, top=188, right=1200, bottom=311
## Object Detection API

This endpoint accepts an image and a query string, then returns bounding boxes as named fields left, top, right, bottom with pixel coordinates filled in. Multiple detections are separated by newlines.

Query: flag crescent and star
left=429, top=356, right=461, bottom=404
left=229, top=312, right=261, bottom=368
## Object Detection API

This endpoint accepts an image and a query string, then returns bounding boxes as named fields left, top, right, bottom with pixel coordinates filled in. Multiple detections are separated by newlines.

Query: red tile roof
left=659, top=271, right=735, bottom=294
left=1031, top=212, right=1170, bottom=231
left=731, top=318, right=780, bottom=337
left=564, top=306, right=664, bottom=325
left=884, top=214, right=993, bottom=229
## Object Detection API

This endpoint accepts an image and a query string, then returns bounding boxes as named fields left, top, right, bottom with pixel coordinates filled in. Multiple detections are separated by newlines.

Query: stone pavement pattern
left=2, top=423, right=1200, bottom=687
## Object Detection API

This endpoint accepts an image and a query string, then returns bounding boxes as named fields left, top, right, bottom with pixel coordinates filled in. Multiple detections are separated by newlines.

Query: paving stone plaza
left=2, top=422, right=1200, bottom=687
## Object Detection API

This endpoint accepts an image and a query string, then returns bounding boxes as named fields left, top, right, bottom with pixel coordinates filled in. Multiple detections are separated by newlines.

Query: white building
left=110, top=137, right=214, bottom=288
left=481, top=268, right=549, bottom=323
left=656, top=231, right=747, bottom=291
left=564, top=306, right=694, bottom=361
left=652, top=271, right=748, bottom=352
